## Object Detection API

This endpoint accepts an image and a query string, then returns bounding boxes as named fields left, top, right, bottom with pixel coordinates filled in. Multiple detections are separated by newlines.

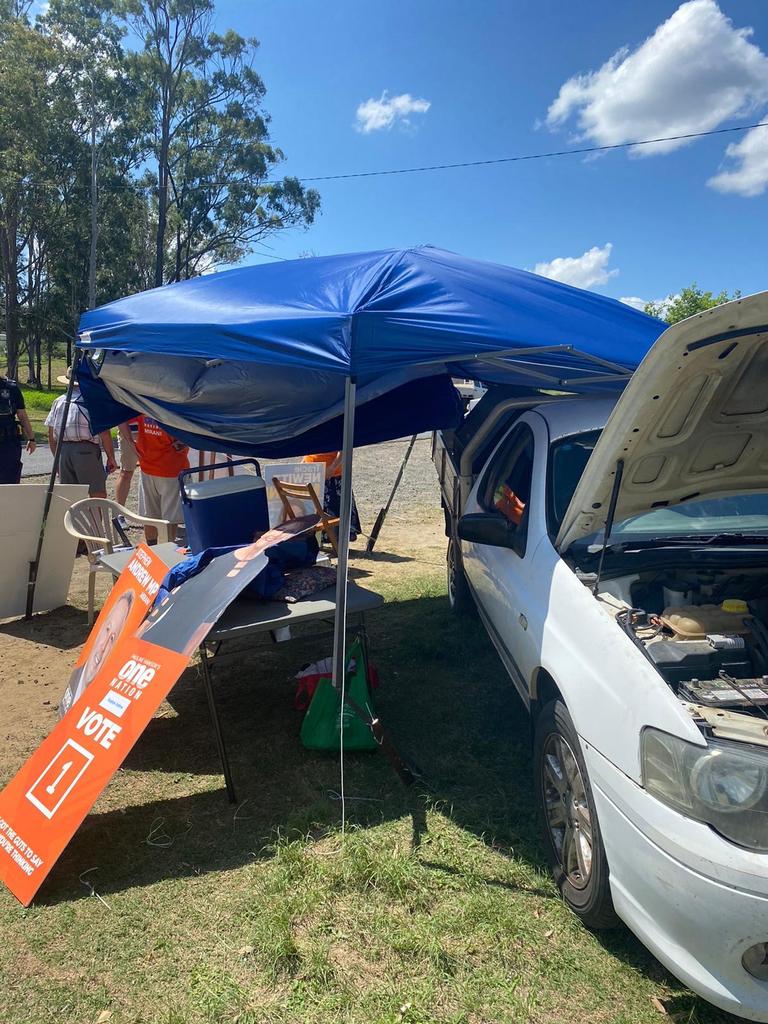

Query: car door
left=461, top=418, right=543, bottom=705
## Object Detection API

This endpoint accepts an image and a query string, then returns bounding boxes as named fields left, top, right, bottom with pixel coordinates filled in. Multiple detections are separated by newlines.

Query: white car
left=435, top=293, right=768, bottom=1019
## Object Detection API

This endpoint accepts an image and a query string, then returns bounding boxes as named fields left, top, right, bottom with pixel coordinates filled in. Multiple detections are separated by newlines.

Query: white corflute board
left=0, top=484, right=88, bottom=619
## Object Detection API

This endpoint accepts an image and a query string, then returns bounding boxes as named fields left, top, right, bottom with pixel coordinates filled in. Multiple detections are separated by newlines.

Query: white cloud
left=708, top=120, right=768, bottom=195
left=619, top=296, right=648, bottom=311
left=534, top=243, right=618, bottom=290
left=546, top=0, right=768, bottom=157
left=355, top=91, right=431, bottom=133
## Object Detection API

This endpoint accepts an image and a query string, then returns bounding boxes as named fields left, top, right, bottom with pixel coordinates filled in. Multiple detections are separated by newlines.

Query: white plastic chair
left=64, top=498, right=172, bottom=624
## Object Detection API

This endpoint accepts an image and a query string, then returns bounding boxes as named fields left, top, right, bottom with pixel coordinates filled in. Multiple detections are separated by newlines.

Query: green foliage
left=0, top=0, right=320, bottom=379
left=644, top=283, right=741, bottom=325
left=126, top=0, right=320, bottom=285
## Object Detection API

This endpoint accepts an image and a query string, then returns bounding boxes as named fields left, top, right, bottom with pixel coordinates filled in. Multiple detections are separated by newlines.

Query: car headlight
left=642, top=728, right=768, bottom=852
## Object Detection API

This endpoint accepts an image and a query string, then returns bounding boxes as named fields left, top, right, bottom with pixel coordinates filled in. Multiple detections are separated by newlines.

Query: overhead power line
left=293, top=120, right=768, bottom=183
left=2, top=120, right=767, bottom=193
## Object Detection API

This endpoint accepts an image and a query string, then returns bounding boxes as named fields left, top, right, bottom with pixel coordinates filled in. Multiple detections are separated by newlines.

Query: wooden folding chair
left=272, top=478, right=340, bottom=555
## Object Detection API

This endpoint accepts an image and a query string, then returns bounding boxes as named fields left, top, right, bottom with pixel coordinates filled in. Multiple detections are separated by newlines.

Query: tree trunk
left=0, top=219, right=20, bottom=381
left=154, top=125, right=170, bottom=288
left=174, top=221, right=182, bottom=283
left=88, top=97, right=98, bottom=310
left=26, top=238, right=38, bottom=386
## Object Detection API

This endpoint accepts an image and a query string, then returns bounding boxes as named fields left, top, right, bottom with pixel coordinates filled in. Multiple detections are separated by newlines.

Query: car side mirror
left=458, top=511, right=520, bottom=550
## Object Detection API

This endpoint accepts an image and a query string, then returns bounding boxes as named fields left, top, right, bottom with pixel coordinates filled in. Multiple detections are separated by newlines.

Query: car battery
left=678, top=677, right=768, bottom=709
left=645, top=638, right=752, bottom=689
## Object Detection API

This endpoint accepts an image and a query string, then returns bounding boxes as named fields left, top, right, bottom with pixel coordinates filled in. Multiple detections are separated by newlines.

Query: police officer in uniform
left=0, top=376, right=36, bottom=484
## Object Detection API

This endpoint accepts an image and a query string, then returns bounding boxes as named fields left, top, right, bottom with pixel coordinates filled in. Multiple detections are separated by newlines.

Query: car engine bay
left=596, top=568, right=768, bottom=746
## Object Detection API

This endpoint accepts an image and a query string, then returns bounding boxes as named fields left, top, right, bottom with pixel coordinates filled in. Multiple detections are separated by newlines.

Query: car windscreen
left=547, top=431, right=600, bottom=537
left=609, top=494, right=768, bottom=539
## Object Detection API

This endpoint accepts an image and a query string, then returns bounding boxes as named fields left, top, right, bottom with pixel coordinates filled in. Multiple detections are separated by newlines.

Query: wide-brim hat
left=56, top=367, right=74, bottom=386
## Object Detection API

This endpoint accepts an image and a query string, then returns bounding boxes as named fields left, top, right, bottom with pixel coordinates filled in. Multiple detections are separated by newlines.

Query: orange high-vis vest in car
left=494, top=484, right=525, bottom=525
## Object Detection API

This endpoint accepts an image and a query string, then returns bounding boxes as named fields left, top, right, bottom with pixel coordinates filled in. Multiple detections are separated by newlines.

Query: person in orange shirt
left=128, top=416, right=189, bottom=542
left=303, top=451, right=361, bottom=540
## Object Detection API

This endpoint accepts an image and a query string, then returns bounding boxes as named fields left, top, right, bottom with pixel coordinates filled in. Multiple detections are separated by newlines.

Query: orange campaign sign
left=0, top=518, right=319, bottom=906
left=0, top=544, right=173, bottom=905
left=59, top=544, right=169, bottom=717
left=0, top=635, right=187, bottom=905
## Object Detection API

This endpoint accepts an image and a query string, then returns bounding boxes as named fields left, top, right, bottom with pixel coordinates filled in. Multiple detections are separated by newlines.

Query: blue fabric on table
left=156, top=534, right=319, bottom=605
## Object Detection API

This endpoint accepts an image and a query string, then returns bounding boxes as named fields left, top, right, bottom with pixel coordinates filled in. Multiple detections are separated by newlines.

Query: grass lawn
left=21, top=384, right=65, bottom=441
left=0, top=563, right=735, bottom=1024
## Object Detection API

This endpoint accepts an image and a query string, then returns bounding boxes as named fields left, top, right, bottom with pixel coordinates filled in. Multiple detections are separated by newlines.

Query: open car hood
left=556, top=292, right=768, bottom=552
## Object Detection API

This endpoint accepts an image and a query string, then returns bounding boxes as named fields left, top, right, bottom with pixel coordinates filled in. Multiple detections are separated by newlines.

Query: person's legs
left=58, top=444, right=77, bottom=485
left=0, top=439, right=22, bottom=484
left=115, top=435, right=137, bottom=506
left=323, top=475, right=360, bottom=540
left=156, top=476, right=183, bottom=541
left=70, top=442, right=107, bottom=498
left=115, top=468, right=134, bottom=506
left=139, top=473, right=161, bottom=543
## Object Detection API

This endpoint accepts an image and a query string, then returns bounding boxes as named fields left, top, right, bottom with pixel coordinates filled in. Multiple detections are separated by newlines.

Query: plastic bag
left=299, top=638, right=377, bottom=751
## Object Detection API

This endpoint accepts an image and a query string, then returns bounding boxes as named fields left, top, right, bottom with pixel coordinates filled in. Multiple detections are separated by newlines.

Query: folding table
left=200, top=583, right=384, bottom=802
left=98, top=545, right=384, bottom=803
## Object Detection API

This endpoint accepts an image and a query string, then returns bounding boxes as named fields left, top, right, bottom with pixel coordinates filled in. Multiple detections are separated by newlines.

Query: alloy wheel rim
left=541, top=733, right=593, bottom=890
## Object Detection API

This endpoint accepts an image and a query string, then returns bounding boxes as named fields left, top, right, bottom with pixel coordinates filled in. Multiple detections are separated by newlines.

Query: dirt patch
left=2, top=437, right=446, bottom=769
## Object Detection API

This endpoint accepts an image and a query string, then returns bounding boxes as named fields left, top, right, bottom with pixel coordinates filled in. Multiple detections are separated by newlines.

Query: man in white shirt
left=45, top=368, right=116, bottom=497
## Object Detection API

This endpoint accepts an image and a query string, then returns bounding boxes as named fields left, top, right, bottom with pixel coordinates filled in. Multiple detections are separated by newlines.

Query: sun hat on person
left=56, top=366, right=77, bottom=386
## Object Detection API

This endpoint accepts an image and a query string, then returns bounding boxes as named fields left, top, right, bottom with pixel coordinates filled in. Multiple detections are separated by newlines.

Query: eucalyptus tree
left=125, top=0, right=319, bottom=286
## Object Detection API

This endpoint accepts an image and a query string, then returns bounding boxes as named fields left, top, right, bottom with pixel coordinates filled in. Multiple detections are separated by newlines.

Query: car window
left=547, top=431, right=600, bottom=536
left=480, top=425, right=535, bottom=551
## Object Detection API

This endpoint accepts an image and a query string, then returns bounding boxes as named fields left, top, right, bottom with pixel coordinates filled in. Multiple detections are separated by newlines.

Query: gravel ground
left=327, top=435, right=440, bottom=528
left=23, top=435, right=444, bottom=535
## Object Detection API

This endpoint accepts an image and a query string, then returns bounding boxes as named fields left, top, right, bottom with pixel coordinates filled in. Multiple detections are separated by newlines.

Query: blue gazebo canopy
left=76, top=246, right=664, bottom=456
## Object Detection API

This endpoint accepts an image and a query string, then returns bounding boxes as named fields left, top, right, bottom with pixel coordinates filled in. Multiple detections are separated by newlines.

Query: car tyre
left=447, top=536, right=474, bottom=616
left=534, top=699, right=618, bottom=930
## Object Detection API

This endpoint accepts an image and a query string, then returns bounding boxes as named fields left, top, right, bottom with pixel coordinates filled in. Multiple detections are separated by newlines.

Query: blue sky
left=211, top=0, right=768, bottom=307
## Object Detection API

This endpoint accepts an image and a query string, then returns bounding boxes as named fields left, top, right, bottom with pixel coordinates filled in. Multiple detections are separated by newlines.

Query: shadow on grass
left=358, top=550, right=416, bottom=564
left=33, top=592, right=722, bottom=1018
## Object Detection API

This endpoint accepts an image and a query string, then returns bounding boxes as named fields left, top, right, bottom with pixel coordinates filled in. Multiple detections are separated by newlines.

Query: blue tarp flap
left=76, top=246, right=665, bottom=451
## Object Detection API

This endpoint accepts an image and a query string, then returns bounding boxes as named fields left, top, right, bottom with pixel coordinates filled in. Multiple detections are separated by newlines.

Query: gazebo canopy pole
left=331, top=376, right=357, bottom=833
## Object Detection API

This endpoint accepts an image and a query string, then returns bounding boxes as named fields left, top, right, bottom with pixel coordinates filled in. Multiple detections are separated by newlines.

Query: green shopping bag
left=300, top=637, right=377, bottom=751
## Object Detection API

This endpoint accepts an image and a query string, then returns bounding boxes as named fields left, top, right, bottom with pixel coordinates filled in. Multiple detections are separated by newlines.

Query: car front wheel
left=534, top=699, right=618, bottom=930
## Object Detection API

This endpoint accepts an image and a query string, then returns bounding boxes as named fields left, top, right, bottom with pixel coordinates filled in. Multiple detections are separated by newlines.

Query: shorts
left=139, top=473, right=184, bottom=524
left=59, top=441, right=106, bottom=496
left=117, top=436, right=138, bottom=472
left=0, top=439, right=22, bottom=484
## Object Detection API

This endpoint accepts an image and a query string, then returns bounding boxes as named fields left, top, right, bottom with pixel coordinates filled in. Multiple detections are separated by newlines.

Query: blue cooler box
left=179, top=459, right=269, bottom=553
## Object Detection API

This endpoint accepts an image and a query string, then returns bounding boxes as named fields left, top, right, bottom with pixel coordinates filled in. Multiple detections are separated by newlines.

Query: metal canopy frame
left=467, top=345, right=633, bottom=389
left=328, top=340, right=635, bottom=817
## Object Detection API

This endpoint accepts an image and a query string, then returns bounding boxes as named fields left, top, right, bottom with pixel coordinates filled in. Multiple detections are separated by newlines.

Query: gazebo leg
left=199, top=643, right=237, bottom=804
